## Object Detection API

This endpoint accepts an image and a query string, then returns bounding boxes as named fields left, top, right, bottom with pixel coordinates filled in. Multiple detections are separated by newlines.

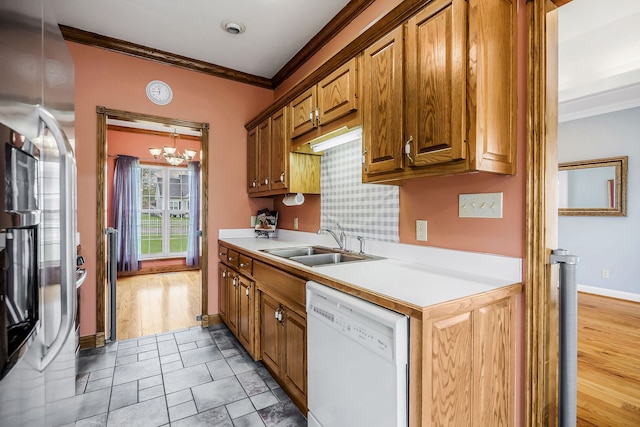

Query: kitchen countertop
left=219, top=232, right=522, bottom=311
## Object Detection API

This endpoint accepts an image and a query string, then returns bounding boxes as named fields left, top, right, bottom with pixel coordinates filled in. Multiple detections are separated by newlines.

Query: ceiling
left=50, top=0, right=352, bottom=79
left=558, top=0, right=640, bottom=121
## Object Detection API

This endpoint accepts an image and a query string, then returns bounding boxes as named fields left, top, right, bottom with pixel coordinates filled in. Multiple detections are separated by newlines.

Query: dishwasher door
left=306, top=281, right=409, bottom=427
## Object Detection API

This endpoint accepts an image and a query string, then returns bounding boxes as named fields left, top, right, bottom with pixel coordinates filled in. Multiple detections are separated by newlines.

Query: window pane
left=169, top=169, right=189, bottom=212
left=169, top=213, right=188, bottom=253
left=140, top=213, right=162, bottom=255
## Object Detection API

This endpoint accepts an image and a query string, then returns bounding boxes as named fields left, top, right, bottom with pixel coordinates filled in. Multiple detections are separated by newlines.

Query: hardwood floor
left=577, top=292, right=640, bottom=426
left=116, top=271, right=201, bottom=341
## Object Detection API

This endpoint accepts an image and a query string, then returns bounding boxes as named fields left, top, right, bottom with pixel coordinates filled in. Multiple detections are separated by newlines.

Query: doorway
left=95, top=107, right=210, bottom=345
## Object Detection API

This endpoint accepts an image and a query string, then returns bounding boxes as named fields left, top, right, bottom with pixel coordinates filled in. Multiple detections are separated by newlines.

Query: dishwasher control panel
left=307, top=283, right=407, bottom=363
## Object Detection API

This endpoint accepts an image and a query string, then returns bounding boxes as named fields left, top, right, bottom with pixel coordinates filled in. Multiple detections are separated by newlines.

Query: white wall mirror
left=558, top=156, right=628, bottom=216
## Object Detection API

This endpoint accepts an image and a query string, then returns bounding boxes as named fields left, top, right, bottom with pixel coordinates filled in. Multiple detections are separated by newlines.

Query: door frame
left=525, top=0, right=564, bottom=425
left=95, top=106, right=210, bottom=345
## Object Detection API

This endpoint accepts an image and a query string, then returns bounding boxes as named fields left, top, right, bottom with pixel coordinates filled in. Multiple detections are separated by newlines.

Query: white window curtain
left=320, top=139, right=399, bottom=243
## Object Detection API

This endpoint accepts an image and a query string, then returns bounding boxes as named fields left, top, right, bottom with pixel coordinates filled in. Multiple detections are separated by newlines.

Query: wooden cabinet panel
left=238, top=276, right=255, bottom=354
left=227, top=272, right=240, bottom=336
left=289, top=87, right=317, bottom=139
left=405, top=0, right=465, bottom=167
left=429, top=312, right=472, bottom=426
left=257, top=118, right=271, bottom=192
left=218, top=264, right=229, bottom=323
left=270, top=108, right=288, bottom=191
left=317, top=58, right=358, bottom=126
left=218, top=244, right=229, bottom=263
left=247, top=128, right=258, bottom=193
left=466, top=0, right=517, bottom=174
left=282, top=308, right=307, bottom=408
left=238, top=254, right=253, bottom=276
left=474, top=297, right=514, bottom=426
left=253, top=261, right=306, bottom=313
left=260, top=292, right=281, bottom=374
left=362, top=25, right=405, bottom=176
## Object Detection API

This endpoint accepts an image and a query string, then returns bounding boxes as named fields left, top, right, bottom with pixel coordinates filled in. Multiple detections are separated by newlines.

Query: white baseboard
left=577, top=284, right=640, bottom=303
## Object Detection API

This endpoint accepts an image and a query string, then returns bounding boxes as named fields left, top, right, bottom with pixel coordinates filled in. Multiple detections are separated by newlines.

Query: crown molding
left=59, top=25, right=273, bottom=89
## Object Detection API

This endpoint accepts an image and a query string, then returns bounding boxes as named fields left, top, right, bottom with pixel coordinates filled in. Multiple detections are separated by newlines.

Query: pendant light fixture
left=148, top=129, right=197, bottom=166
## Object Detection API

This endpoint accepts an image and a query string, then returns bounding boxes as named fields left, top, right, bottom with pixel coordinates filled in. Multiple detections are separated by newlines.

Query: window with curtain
left=139, top=164, right=190, bottom=258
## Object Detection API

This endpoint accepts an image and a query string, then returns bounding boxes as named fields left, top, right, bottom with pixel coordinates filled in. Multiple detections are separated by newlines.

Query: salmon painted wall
left=106, top=129, right=202, bottom=268
left=69, top=42, right=274, bottom=335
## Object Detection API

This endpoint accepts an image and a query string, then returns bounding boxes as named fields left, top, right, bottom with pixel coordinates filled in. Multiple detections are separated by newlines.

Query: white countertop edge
left=219, top=229, right=522, bottom=283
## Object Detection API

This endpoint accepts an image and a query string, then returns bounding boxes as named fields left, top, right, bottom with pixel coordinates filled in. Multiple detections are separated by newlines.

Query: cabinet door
left=269, top=108, right=288, bottom=191
left=405, top=0, right=466, bottom=167
left=428, top=311, right=472, bottom=426
left=227, top=273, right=240, bottom=336
left=362, top=25, right=405, bottom=176
left=282, top=307, right=307, bottom=409
left=247, top=127, right=258, bottom=193
left=257, top=118, right=271, bottom=192
left=238, top=276, right=255, bottom=354
left=289, top=86, right=317, bottom=139
left=260, top=292, right=282, bottom=374
left=317, top=58, right=358, bottom=126
left=218, top=264, right=228, bottom=323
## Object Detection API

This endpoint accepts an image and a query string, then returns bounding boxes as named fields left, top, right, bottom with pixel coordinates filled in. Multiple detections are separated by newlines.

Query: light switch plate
left=416, top=220, right=427, bottom=241
left=459, top=192, right=503, bottom=218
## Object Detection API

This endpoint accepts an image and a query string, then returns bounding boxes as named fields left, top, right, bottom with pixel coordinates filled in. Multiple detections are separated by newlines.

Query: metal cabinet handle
left=404, top=136, right=414, bottom=164
left=227, top=256, right=236, bottom=262
left=222, top=270, right=227, bottom=278
left=315, top=108, right=320, bottom=125
left=280, top=172, right=285, bottom=182
left=240, top=262, right=248, bottom=268
left=245, top=286, right=250, bottom=297
left=309, top=111, right=314, bottom=123
left=252, top=179, right=257, bottom=188
left=264, top=177, right=269, bottom=185
left=219, top=252, right=225, bottom=256
left=232, top=277, right=237, bottom=287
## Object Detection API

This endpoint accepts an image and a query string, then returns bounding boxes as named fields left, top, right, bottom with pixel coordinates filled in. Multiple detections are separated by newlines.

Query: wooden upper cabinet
left=289, top=57, right=360, bottom=147
left=317, top=58, right=358, bottom=126
left=269, top=108, right=288, bottom=191
left=289, top=86, right=317, bottom=140
left=257, top=118, right=271, bottom=192
left=363, top=0, right=516, bottom=183
left=405, top=0, right=465, bottom=168
left=362, top=25, right=405, bottom=176
left=247, top=127, right=258, bottom=193
left=466, top=0, right=517, bottom=175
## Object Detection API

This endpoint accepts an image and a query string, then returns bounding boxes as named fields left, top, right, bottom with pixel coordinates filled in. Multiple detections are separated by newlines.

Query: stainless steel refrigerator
left=0, top=0, right=78, bottom=425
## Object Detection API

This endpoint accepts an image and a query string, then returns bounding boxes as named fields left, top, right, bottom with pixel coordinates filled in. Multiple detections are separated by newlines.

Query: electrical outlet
left=601, top=269, right=609, bottom=279
left=459, top=192, right=503, bottom=218
left=293, top=217, right=299, bottom=230
left=416, top=220, right=427, bottom=241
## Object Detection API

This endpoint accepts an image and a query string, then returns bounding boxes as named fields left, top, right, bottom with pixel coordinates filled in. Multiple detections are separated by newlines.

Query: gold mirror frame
left=558, top=156, right=628, bottom=216
left=95, top=106, right=209, bottom=346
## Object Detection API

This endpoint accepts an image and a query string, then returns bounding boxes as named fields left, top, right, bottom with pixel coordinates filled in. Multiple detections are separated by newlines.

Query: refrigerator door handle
left=38, top=107, right=77, bottom=372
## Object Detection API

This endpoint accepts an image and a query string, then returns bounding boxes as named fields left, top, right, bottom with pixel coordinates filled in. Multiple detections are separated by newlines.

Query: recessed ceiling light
left=221, top=21, right=245, bottom=35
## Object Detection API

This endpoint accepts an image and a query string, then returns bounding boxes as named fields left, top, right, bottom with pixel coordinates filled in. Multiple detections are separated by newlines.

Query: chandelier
left=148, top=129, right=197, bottom=166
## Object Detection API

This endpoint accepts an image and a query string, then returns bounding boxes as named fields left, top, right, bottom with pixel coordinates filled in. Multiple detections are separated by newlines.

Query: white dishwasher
left=306, top=281, right=409, bottom=427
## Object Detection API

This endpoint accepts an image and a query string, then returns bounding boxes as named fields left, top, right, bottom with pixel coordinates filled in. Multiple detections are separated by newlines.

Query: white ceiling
left=50, top=0, right=351, bottom=79
left=558, top=0, right=640, bottom=121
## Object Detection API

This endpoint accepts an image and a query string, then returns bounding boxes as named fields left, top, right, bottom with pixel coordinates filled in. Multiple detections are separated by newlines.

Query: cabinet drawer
left=238, top=254, right=253, bottom=275
left=253, top=261, right=305, bottom=313
left=226, top=250, right=240, bottom=268
left=218, top=245, right=228, bottom=263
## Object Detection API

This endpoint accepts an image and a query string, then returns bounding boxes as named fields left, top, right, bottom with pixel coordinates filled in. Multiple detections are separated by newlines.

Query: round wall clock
left=145, top=80, right=173, bottom=105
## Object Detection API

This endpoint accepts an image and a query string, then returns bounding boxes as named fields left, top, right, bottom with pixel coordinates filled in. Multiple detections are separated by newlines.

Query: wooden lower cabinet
left=226, top=271, right=240, bottom=337
left=237, top=275, right=255, bottom=354
left=218, top=264, right=228, bottom=323
left=259, top=291, right=307, bottom=413
left=418, top=288, right=517, bottom=426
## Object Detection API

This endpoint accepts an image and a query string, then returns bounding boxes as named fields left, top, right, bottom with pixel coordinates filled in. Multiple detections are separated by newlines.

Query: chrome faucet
left=317, top=223, right=346, bottom=251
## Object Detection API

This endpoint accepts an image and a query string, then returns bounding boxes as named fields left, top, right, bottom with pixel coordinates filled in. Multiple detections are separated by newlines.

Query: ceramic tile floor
left=74, top=323, right=307, bottom=427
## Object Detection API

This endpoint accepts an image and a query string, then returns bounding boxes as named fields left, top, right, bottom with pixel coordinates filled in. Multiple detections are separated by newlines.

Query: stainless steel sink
left=261, top=246, right=381, bottom=267
left=261, top=246, right=333, bottom=258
